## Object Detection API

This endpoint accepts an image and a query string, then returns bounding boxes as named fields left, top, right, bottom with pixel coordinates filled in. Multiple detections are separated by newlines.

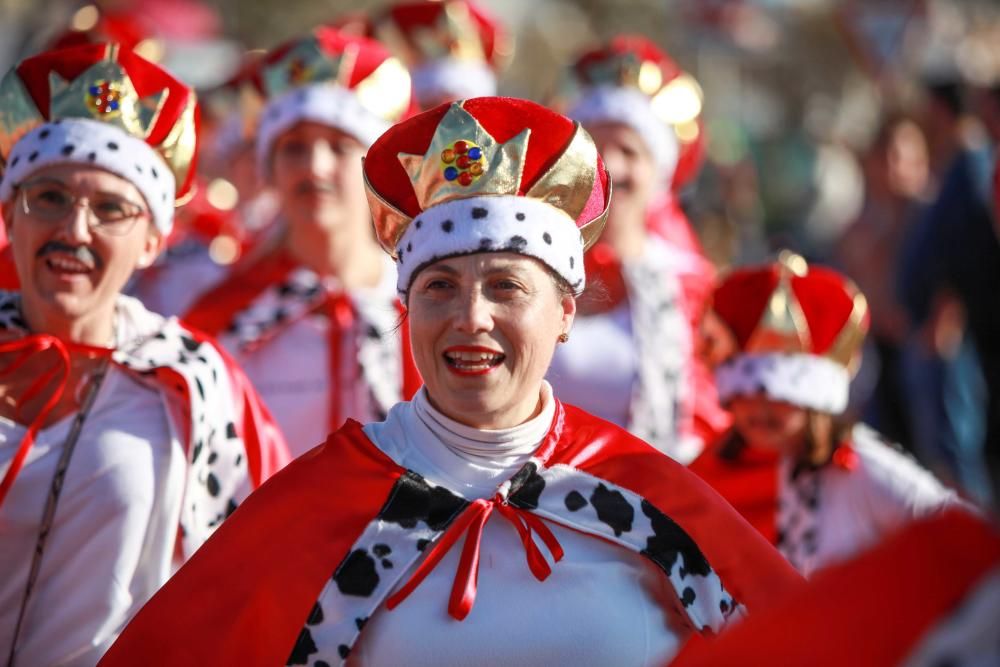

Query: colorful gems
left=458, top=171, right=474, bottom=186
left=89, top=85, right=100, bottom=95
left=444, top=166, right=460, bottom=181
left=441, top=148, right=456, bottom=164
left=456, top=155, right=471, bottom=169
left=441, top=139, right=485, bottom=186
left=467, top=146, right=482, bottom=160
left=454, top=140, right=468, bottom=154
left=469, top=162, right=483, bottom=176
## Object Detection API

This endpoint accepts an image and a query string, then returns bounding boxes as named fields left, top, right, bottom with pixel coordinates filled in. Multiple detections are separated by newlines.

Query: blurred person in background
left=370, top=0, right=508, bottom=109
left=835, top=113, right=933, bottom=447
left=690, top=252, right=961, bottom=578
left=184, top=28, right=421, bottom=458
left=547, top=35, right=727, bottom=464
left=0, top=43, right=288, bottom=665
left=102, top=96, right=800, bottom=667
left=897, top=76, right=999, bottom=504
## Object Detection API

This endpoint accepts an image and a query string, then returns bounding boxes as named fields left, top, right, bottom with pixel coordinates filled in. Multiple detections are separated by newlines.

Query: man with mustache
left=0, top=44, right=289, bottom=665
left=185, top=27, right=421, bottom=457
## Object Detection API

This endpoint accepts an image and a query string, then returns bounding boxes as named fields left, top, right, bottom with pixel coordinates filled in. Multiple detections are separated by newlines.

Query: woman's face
left=407, top=252, right=575, bottom=429
left=729, top=394, right=809, bottom=455
left=3, top=163, right=161, bottom=328
left=587, top=121, right=658, bottom=231
left=270, top=121, right=369, bottom=235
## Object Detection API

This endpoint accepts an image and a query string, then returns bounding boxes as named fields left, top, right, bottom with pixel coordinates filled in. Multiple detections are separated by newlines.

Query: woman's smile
left=442, top=345, right=506, bottom=376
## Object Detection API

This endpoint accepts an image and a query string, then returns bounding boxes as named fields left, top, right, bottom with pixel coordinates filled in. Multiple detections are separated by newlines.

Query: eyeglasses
left=18, top=179, right=149, bottom=236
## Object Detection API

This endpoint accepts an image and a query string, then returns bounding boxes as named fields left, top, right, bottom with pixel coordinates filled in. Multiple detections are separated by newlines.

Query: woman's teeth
left=444, top=350, right=504, bottom=370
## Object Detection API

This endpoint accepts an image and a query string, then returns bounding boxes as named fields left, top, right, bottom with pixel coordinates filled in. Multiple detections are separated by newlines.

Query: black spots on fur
left=719, top=599, right=730, bottom=614
left=192, top=440, right=204, bottom=463
left=515, top=212, right=525, bottom=221
left=286, top=627, right=318, bottom=664
left=338, top=645, right=351, bottom=659
left=564, top=490, right=587, bottom=512
left=206, top=473, right=220, bottom=497
left=569, top=256, right=575, bottom=269
left=207, top=451, right=218, bottom=465
left=195, top=377, right=205, bottom=400
left=415, top=218, right=423, bottom=229
left=225, top=498, right=238, bottom=518
left=640, top=499, right=711, bottom=577
left=542, top=232, right=552, bottom=245
left=417, top=538, right=430, bottom=552
left=180, top=335, right=201, bottom=352
left=471, top=207, right=488, bottom=219
left=507, top=462, right=546, bottom=510
left=478, top=237, right=494, bottom=251
left=225, top=422, right=237, bottom=439
left=681, top=587, right=697, bottom=607
left=355, top=616, right=368, bottom=631
left=372, top=543, right=391, bottom=557
left=306, top=602, right=324, bottom=625
left=441, top=219, right=454, bottom=233
left=506, top=235, right=528, bottom=251
left=334, top=549, right=380, bottom=597
left=61, top=144, right=75, bottom=156
left=590, top=483, right=634, bottom=537
left=377, top=471, right=468, bottom=531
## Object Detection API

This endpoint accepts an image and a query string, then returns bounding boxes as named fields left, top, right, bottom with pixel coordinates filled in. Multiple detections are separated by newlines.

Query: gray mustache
left=295, top=181, right=337, bottom=196
left=37, top=241, right=102, bottom=269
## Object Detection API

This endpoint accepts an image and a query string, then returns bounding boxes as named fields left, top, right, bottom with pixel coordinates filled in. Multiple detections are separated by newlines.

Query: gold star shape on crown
left=398, top=101, right=530, bottom=209
left=262, top=36, right=351, bottom=99
left=49, top=54, right=168, bottom=139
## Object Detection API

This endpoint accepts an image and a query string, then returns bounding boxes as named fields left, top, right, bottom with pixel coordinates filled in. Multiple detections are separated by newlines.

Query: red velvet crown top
left=363, top=96, right=611, bottom=254
left=710, top=252, right=870, bottom=366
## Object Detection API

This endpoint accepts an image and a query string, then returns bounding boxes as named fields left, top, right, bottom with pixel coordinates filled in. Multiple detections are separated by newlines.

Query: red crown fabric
left=4, top=42, right=199, bottom=198
left=711, top=254, right=869, bottom=365
left=365, top=97, right=609, bottom=225
left=570, top=34, right=705, bottom=191
left=373, top=0, right=506, bottom=70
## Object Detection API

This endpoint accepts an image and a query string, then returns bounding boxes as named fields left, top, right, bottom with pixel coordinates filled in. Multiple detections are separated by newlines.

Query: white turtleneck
left=355, top=382, right=685, bottom=667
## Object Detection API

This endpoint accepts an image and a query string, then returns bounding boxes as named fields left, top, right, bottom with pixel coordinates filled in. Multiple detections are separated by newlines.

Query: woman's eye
left=423, top=278, right=453, bottom=291
left=492, top=279, right=522, bottom=292
left=37, top=189, right=71, bottom=206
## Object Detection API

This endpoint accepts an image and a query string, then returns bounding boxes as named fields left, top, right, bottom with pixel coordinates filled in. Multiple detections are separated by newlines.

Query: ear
left=559, top=291, right=577, bottom=336
left=135, top=224, right=165, bottom=269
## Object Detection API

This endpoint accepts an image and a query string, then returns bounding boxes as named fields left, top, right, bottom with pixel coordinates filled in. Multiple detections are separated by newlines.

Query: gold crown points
left=398, top=102, right=529, bottom=208
left=49, top=55, right=168, bottom=140
left=263, top=37, right=348, bottom=98
left=441, top=139, right=485, bottom=186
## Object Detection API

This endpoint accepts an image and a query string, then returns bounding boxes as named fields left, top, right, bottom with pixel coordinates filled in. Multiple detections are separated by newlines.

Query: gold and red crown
left=256, top=26, right=413, bottom=124
left=363, top=97, right=611, bottom=257
left=0, top=42, right=198, bottom=199
left=709, top=252, right=870, bottom=368
left=372, top=0, right=509, bottom=71
left=569, top=35, right=705, bottom=190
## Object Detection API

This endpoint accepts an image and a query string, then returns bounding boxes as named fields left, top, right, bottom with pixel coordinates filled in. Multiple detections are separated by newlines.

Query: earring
left=557, top=332, right=569, bottom=343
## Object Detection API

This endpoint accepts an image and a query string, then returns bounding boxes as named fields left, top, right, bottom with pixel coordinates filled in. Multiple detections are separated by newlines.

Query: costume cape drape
left=100, top=402, right=801, bottom=666
left=671, top=508, right=999, bottom=667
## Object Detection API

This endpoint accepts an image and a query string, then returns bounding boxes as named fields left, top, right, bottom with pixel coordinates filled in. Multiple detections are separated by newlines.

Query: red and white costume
left=550, top=36, right=724, bottom=462
left=690, top=254, right=962, bottom=576
left=672, top=509, right=1000, bottom=667
left=184, top=28, right=420, bottom=456
left=0, top=44, right=289, bottom=664
left=102, top=96, right=801, bottom=666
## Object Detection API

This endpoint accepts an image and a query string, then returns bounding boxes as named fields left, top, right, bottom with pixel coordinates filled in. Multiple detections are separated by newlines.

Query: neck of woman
left=285, top=218, right=384, bottom=291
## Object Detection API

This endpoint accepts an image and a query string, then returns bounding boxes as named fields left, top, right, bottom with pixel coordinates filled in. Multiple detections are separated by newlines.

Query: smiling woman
left=103, top=97, right=801, bottom=667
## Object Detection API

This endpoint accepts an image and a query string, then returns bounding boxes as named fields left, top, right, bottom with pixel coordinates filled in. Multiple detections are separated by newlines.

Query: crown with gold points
left=0, top=42, right=199, bottom=200
left=366, top=98, right=610, bottom=258
left=260, top=35, right=350, bottom=99
left=709, top=251, right=870, bottom=413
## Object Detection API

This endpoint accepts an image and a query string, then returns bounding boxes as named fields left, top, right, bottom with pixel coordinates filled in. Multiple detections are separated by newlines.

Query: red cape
left=672, top=508, right=1000, bottom=667
left=101, top=403, right=801, bottom=666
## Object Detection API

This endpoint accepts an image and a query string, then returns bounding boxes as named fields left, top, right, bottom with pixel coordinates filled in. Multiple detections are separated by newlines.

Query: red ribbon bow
left=0, top=335, right=112, bottom=509
left=386, top=493, right=565, bottom=621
